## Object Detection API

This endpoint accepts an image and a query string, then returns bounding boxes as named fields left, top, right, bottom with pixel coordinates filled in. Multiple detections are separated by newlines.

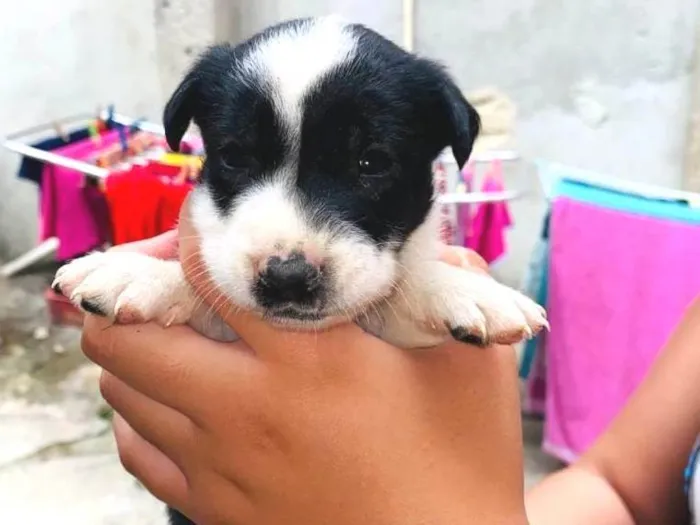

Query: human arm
left=79, top=206, right=529, bottom=525
left=526, top=297, right=700, bottom=525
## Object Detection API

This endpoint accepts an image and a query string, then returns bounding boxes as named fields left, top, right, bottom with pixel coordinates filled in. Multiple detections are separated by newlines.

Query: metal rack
left=434, top=148, right=522, bottom=204
left=1, top=110, right=178, bottom=277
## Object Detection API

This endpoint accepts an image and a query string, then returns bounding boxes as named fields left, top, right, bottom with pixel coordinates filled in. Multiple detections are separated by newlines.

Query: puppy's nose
left=256, top=253, right=322, bottom=307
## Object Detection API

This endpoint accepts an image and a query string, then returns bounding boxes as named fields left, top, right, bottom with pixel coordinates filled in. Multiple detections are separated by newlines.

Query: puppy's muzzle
left=254, top=252, right=325, bottom=316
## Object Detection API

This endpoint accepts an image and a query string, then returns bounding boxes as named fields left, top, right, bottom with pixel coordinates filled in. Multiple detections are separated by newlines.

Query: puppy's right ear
left=163, top=73, right=198, bottom=152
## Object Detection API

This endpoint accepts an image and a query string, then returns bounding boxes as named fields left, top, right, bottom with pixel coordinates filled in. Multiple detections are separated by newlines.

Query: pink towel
left=544, top=197, right=700, bottom=462
left=40, top=131, right=121, bottom=261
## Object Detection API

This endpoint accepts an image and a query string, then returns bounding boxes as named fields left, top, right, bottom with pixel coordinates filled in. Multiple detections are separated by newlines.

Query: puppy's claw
left=449, top=325, right=488, bottom=347
left=80, top=298, right=107, bottom=317
left=51, top=279, right=63, bottom=296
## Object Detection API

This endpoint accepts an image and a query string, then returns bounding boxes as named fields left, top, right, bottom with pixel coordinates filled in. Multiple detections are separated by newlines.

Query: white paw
left=369, top=261, right=548, bottom=349
left=53, top=252, right=195, bottom=326
left=441, top=269, right=548, bottom=346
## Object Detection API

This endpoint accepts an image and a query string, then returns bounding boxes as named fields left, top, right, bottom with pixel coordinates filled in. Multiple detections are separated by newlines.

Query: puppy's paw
left=53, top=252, right=194, bottom=326
left=441, top=268, right=548, bottom=346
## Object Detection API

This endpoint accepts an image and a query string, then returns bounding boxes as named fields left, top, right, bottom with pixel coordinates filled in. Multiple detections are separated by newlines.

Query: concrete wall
left=217, top=0, right=700, bottom=285
left=2, top=0, right=698, bottom=286
left=0, top=0, right=163, bottom=259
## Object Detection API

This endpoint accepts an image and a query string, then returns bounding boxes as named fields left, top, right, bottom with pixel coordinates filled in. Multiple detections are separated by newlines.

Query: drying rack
left=0, top=109, right=187, bottom=277
left=1, top=111, right=521, bottom=277
left=536, top=160, right=700, bottom=206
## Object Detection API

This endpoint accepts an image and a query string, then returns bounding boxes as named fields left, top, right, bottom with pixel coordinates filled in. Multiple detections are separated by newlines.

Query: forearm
left=527, top=298, right=700, bottom=525
left=526, top=464, right=634, bottom=525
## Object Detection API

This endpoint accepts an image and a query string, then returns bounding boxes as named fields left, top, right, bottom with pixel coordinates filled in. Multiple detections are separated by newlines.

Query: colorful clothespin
left=88, top=120, right=101, bottom=145
left=106, top=104, right=115, bottom=126
left=488, top=159, right=504, bottom=183
left=52, top=121, right=69, bottom=142
left=129, top=118, right=145, bottom=135
left=117, top=124, right=128, bottom=153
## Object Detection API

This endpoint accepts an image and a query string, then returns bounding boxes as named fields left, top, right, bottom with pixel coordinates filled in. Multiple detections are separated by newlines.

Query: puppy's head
left=164, top=16, right=479, bottom=328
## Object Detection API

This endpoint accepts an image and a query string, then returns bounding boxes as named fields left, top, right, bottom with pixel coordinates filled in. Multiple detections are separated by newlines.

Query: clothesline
left=3, top=110, right=192, bottom=179
left=437, top=190, right=520, bottom=204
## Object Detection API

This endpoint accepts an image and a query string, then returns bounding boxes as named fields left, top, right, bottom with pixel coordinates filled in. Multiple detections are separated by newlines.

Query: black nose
left=255, top=253, right=322, bottom=308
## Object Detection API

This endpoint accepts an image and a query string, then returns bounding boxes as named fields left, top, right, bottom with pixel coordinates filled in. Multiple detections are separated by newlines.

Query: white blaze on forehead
left=240, top=16, right=358, bottom=130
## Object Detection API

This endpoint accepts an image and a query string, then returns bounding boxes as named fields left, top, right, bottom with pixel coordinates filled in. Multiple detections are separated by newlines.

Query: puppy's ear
left=163, top=72, right=198, bottom=152
left=439, top=78, right=481, bottom=169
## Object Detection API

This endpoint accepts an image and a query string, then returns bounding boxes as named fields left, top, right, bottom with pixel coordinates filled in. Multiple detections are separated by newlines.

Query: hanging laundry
left=16, top=122, right=113, bottom=186
left=543, top=179, right=700, bottom=463
left=519, top=208, right=551, bottom=381
left=94, top=131, right=167, bottom=168
left=465, top=160, right=513, bottom=264
left=40, top=129, right=123, bottom=261
left=105, top=161, right=194, bottom=246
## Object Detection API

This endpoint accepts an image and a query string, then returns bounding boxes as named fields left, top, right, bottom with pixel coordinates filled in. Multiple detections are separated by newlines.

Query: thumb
left=109, top=230, right=179, bottom=259
left=439, top=245, right=489, bottom=274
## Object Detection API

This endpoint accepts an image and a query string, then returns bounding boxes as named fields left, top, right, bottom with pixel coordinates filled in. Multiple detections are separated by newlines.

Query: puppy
left=53, top=16, right=547, bottom=524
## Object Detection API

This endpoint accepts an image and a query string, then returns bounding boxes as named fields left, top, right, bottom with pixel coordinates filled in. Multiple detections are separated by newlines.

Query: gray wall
left=0, top=1, right=163, bottom=259
left=1, top=0, right=698, bottom=286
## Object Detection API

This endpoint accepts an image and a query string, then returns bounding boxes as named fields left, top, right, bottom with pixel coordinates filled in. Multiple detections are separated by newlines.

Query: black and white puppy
left=54, top=16, right=546, bottom=523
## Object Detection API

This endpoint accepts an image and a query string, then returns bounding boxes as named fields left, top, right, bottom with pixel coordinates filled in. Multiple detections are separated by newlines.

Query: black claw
left=52, top=282, right=63, bottom=295
left=449, top=325, right=488, bottom=347
left=80, top=299, right=107, bottom=317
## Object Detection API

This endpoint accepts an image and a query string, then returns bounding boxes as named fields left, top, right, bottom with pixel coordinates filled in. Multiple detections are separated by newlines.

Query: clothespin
left=487, top=159, right=504, bottom=184
left=93, top=105, right=106, bottom=132
left=52, top=120, right=69, bottom=142
left=88, top=120, right=101, bottom=145
left=129, top=118, right=145, bottom=135
left=106, top=104, right=115, bottom=127
left=117, top=124, right=128, bottom=153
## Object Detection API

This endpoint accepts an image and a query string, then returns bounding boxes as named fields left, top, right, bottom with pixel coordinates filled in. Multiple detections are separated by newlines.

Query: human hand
left=82, top=203, right=525, bottom=525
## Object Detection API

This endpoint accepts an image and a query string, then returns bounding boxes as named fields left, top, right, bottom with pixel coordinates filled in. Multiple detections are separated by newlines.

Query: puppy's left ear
left=439, top=79, right=481, bottom=169
left=163, top=72, right=198, bottom=152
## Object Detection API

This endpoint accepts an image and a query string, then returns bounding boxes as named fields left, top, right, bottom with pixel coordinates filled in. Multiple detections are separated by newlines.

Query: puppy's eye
left=219, top=144, right=258, bottom=171
left=358, top=148, right=392, bottom=176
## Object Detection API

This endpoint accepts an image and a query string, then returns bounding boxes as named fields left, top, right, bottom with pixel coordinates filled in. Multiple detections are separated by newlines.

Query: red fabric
left=158, top=178, right=192, bottom=233
left=105, top=161, right=193, bottom=245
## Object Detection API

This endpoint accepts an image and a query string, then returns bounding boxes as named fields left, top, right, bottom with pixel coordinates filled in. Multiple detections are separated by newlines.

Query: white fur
left=240, top=16, right=357, bottom=139
left=189, top=178, right=398, bottom=321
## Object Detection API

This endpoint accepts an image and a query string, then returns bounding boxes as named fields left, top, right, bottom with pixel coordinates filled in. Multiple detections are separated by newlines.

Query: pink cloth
left=40, top=131, right=121, bottom=260
left=457, top=163, right=474, bottom=246
left=465, top=175, right=512, bottom=264
left=544, top=197, right=700, bottom=462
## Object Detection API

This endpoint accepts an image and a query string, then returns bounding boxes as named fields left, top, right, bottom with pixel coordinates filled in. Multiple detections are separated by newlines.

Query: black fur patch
left=449, top=325, right=488, bottom=347
left=80, top=298, right=107, bottom=317
left=168, top=507, right=196, bottom=525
